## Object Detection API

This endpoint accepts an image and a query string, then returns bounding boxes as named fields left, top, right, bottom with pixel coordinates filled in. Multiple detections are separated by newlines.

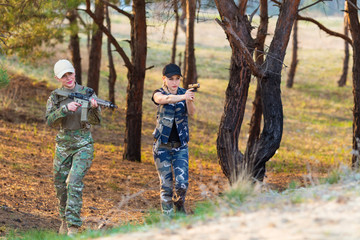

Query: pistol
left=188, top=83, right=200, bottom=92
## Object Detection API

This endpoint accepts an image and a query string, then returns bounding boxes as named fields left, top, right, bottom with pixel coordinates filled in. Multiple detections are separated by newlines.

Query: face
left=163, top=75, right=181, bottom=93
left=56, top=72, right=76, bottom=89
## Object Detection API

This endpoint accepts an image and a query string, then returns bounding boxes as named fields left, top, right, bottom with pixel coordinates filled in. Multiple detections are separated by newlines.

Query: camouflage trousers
left=153, top=143, right=189, bottom=215
left=53, top=140, right=94, bottom=227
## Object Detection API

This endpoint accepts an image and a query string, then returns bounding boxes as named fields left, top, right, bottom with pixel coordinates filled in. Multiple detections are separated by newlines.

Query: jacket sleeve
left=87, top=92, right=101, bottom=125
left=45, top=92, right=68, bottom=128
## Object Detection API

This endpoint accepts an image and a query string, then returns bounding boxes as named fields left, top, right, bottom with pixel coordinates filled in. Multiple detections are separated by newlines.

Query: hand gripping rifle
left=54, top=88, right=117, bottom=122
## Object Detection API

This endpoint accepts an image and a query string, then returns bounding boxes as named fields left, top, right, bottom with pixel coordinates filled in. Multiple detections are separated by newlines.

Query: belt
left=160, top=141, right=181, bottom=148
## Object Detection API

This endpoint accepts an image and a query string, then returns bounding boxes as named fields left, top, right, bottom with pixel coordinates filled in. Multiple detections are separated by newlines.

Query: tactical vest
left=152, top=87, right=189, bottom=146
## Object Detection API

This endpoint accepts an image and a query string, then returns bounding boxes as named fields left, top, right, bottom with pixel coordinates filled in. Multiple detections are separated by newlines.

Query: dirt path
left=99, top=180, right=360, bottom=240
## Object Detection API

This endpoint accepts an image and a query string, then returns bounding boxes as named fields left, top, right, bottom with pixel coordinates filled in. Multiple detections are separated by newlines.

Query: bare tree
left=286, top=19, right=298, bottom=88
left=85, top=0, right=147, bottom=162
left=183, top=0, right=197, bottom=88
left=338, top=0, right=350, bottom=87
left=87, top=0, right=104, bottom=94
left=215, top=0, right=301, bottom=183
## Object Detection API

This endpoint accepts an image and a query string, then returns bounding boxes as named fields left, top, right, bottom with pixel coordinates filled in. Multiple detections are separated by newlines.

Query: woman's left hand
left=90, top=98, right=98, bottom=108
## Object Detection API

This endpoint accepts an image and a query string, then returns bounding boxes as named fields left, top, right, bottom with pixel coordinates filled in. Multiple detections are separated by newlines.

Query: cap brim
left=56, top=69, right=75, bottom=79
left=165, top=72, right=182, bottom=78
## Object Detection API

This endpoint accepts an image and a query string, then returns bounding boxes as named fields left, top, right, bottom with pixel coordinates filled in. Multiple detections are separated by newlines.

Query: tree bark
left=183, top=0, right=197, bottom=89
left=123, top=0, right=147, bottom=162
left=67, top=9, right=82, bottom=85
left=106, top=5, right=116, bottom=104
left=171, top=0, right=179, bottom=64
left=338, top=1, right=350, bottom=87
left=347, top=0, right=360, bottom=168
left=87, top=0, right=104, bottom=94
left=286, top=19, right=298, bottom=88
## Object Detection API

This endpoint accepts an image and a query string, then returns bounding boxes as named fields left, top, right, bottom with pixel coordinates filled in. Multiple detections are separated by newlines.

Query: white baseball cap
left=54, top=59, right=75, bottom=78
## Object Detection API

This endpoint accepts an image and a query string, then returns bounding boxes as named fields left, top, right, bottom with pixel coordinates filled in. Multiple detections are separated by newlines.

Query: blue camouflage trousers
left=53, top=143, right=93, bottom=227
left=153, top=144, right=189, bottom=215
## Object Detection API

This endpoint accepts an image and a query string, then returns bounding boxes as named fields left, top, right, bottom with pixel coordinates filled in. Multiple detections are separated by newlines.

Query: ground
left=0, top=75, right=298, bottom=237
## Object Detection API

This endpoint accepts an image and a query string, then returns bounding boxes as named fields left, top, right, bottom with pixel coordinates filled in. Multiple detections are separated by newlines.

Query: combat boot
left=67, top=226, right=79, bottom=236
left=174, top=201, right=187, bottom=215
left=58, top=220, right=67, bottom=234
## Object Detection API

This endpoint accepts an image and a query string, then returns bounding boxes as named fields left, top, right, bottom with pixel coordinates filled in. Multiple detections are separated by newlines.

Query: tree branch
left=101, top=0, right=133, bottom=20
left=238, top=0, right=248, bottom=16
left=215, top=17, right=264, bottom=78
left=298, top=0, right=332, bottom=12
left=270, top=0, right=281, bottom=7
left=347, top=0, right=360, bottom=10
left=84, top=0, right=133, bottom=70
left=297, top=14, right=353, bottom=46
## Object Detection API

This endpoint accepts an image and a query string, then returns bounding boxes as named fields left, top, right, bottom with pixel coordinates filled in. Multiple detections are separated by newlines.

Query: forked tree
left=85, top=0, right=147, bottom=162
left=214, top=0, right=301, bottom=183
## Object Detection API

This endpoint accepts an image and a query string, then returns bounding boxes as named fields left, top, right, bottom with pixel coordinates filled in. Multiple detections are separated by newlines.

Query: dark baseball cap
left=162, top=63, right=182, bottom=78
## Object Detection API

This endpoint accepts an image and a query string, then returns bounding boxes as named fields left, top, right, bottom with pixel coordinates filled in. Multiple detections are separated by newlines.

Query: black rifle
left=55, top=89, right=117, bottom=122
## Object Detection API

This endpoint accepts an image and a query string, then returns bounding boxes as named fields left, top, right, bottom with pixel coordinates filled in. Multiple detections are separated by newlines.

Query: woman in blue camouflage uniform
left=45, top=59, right=101, bottom=235
left=152, top=63, right=196, bottom=215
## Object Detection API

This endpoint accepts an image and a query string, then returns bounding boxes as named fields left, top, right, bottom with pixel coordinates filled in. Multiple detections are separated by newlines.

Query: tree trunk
left=179, top=0, right=186, bottom=33
left=87, top=0, right=104, bottom=94
left=245, top=0, right=267, bottom=163
left=67, top=9, right=82, bottom=85
left=286, top=19, right=298, bottom=88
left=183, top=0, right=197, bottom=89
left=106, top=5, right=116, bottom=104
left=216, top=48, right=252, bottom=183
left=123, top=0, right=147, bottom=162
left=338, top=1, right=350, bottom=87
left=171, top=0, right=179, bottom=64
left=347, top=0, right=360, bottom=168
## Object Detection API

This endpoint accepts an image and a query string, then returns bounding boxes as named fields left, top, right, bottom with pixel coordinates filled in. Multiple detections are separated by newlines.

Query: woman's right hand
left=67, top=102, right=81, bottom=112
left=185, top=89, right=195, bottom=101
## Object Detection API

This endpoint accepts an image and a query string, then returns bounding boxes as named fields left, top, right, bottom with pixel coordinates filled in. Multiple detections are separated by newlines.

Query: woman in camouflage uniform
left=152, top=63, right=196, bottom=215
left=45, top=59, right=101, bottom=235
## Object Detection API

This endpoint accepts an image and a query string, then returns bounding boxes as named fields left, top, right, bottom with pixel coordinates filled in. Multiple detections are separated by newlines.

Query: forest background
left=0, top=0, right=357, bottom=238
